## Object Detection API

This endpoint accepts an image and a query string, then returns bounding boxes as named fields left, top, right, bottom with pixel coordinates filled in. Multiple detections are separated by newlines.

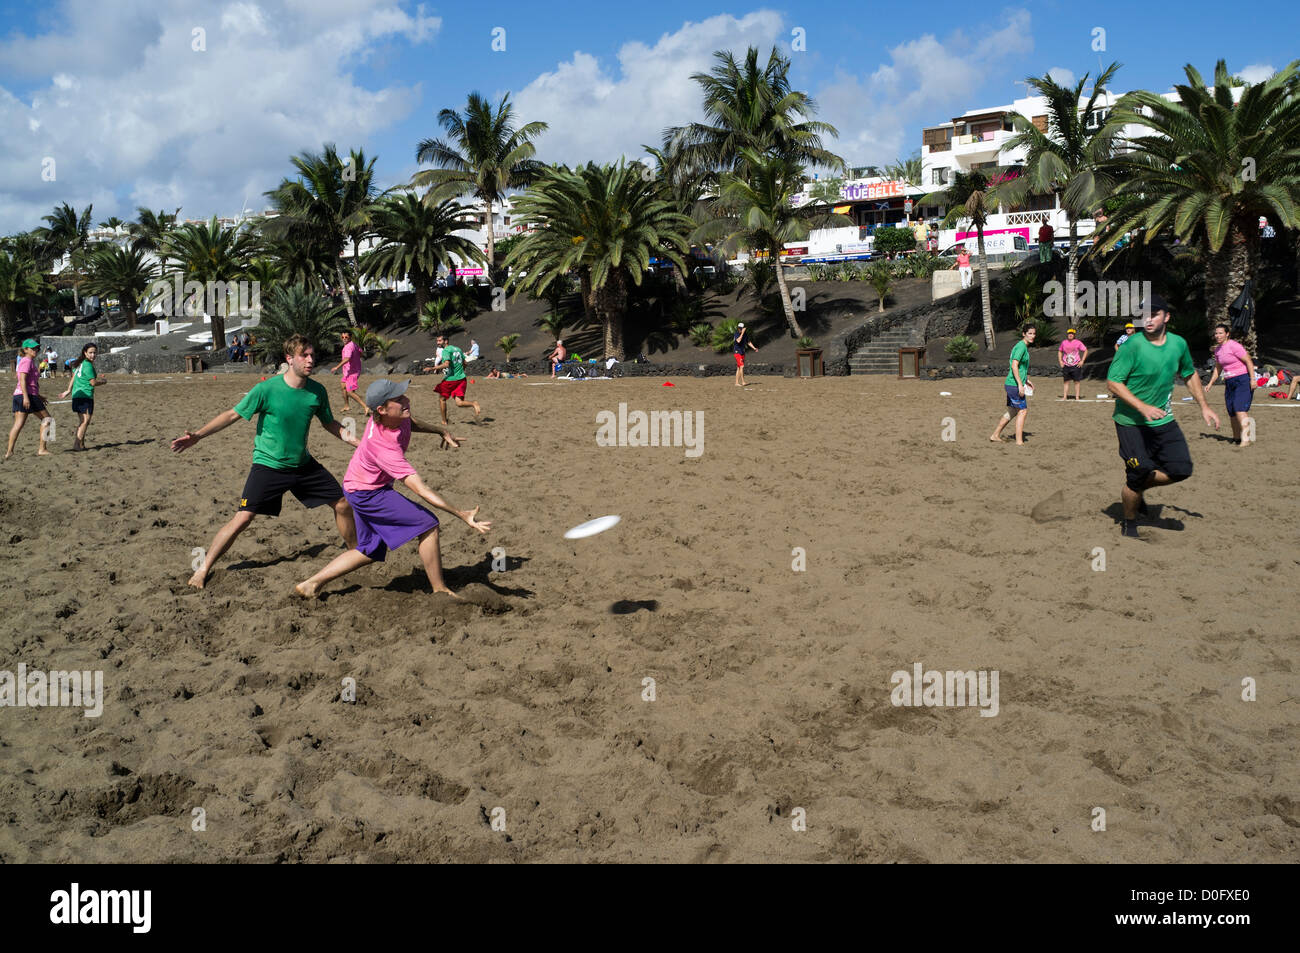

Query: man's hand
left=439, top=432, right=460, bottom=450
left=461, top=506, right=491, bottom=533
left=1017, top=384, right=1025, bottom=397
left=1138, top=403, right=1167, bottom=422
left=172, top=431, right=200, bottom=453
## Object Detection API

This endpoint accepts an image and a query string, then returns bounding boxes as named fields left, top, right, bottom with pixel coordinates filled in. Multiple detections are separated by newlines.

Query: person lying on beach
left=485, top=368, right=527, bottom=379
left=295, top=378, right=488, bottom=599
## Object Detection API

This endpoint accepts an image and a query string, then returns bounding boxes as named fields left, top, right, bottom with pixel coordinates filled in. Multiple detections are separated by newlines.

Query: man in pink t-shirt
left=1205, top=323, right=1257, bottom=445
left=330, top=329, right=367, bottom=414
left=1057, top=328, right=1089, bottom=400
left=295, top=378, right=490, bottom=599
left=6, top=338, right=52, bottom=458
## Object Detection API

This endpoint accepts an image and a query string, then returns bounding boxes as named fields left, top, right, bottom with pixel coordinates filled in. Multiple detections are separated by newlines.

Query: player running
left=58, top=343, right=106, bottom=451
left=990, top=325, right=1035, bottom=445
left=1106, top=294, right=1219, bottom=538
left=330, top=329, right=367, bottom=414
left=171, top=334, right=359, bottom=588
left=432, top=333, right=480, bottom=425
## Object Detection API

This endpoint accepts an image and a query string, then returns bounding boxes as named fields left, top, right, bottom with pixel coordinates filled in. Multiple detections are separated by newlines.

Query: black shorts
left=238, top=460, right=343, bottom=516
left=12, top=395, right=45, bottom=414
left=71, top=397, right=94, bottom=415
left=1115, top=421, right=1193, bottom=491
left=1062, top=364, right=1084, bottom=382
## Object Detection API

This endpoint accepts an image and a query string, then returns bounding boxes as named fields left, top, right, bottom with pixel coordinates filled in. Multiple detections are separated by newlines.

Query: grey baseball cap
left=365, top=379, right=410, bottom=409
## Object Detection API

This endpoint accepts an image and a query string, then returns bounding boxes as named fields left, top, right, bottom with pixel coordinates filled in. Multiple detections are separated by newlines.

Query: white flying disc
left=1024, top=383, right=1035, bottom=397
left=564, top=515, right=622, bottom=539
left=939, top=391, right=952, bottom=396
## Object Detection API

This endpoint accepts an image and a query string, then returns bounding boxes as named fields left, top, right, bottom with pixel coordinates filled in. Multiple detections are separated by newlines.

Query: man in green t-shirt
left=1106, top=294, right=1219, bottom=538
left=170, top=334, right=360, bottom=588
left=990, top=325, right=1036, bottom=444
left=432, top=333, right=481, bottom=425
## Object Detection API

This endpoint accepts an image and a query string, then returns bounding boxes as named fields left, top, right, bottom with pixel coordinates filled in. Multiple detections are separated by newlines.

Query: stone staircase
left=847, top=324, right=926, bottom=375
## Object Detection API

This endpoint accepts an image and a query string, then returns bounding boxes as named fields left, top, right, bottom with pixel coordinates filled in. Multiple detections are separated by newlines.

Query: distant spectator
left=547, top=339, right=567, bottom=378
left=1114, top=322, right=1136, bottom=352
left=227, top=336, right=244, bottom=363
left=953, top=246, right=973, bottom=289
left=466, top=339, right=480, bottom=362
left=1037, top=216, right=1055, bottom=263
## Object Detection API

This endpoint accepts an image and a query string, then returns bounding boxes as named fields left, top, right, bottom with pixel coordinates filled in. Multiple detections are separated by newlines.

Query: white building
left=920, top=88, right=1189, bottom=249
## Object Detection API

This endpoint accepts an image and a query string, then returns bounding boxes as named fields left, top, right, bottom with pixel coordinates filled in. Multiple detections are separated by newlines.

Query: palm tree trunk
left=1065, top=219, right=1079, bottom=322
left=1204, top=222, right=1256, bottom=356
left=976, top=227, right=995, bottom=349
left=485, top=201, right=496, bottom=283
left=335, top=260, right=357, bottom=325
left=599, top=272, right=627, bottom=361
left=773, top=254, right=804, bottom=337
left=413, top=278, right=429, bottom=325
left=580, top=268, right=594, bottom=326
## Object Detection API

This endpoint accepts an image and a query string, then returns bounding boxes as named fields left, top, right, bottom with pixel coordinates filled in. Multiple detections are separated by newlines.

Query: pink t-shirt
left=13, top=356, right=38, bottom=398
left=1058, top=339, right=1086, bottom=365
left=956, top=251, right=971, bottom=267
left=1214, top=339, right=1249, bottom=378
left=343, top=417, right=415, bottom=491
left=341, top=341, right=362, bottom=377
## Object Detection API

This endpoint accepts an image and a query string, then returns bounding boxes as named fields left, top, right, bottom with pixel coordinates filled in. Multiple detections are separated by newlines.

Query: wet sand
left=1, top=373, right=1297, bottom=862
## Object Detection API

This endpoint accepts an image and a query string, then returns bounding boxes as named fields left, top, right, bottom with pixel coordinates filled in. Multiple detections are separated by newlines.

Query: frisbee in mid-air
left=564, top=515, right=622, bottom=540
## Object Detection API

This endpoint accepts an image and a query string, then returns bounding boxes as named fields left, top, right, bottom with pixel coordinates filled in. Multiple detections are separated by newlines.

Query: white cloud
left=1237, top=63, right=1276, bottom=85
left=0, top=0, right=439, bottom=233
left=816, top=9, right=1034, bottom=169
left=512, top=11, right=786, bottom=167
left=1046, top=67, right=1076, bottom=87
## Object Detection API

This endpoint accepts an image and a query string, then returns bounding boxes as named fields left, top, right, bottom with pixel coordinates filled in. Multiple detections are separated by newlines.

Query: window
left=1084, top=107, right=1111, bottom=130
left=932, top=167, right=950, bottom=185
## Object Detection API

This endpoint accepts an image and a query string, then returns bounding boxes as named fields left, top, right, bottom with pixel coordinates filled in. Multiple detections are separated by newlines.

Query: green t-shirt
left=442, top=345, right=466, bottom=382
left=233, top=374, right=335, bottom=469
left=1005, top=340, right=1031, bottom=386
left=71, top=360, right=96, bottom=399
left=1107, top=331, right=1195, bottom=427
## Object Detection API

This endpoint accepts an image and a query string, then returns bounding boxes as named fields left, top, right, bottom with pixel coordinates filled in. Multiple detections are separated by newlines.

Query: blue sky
left=1, top=0, right=1296, bottom=233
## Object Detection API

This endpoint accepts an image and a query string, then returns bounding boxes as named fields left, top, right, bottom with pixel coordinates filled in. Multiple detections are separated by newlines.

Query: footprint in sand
left=1030, top=489, right=1073, bottom=523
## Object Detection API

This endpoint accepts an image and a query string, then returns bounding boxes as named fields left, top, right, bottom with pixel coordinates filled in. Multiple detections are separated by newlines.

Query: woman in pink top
left=330, top=329, right=367, bottom=414
left=295, top=378, right=490, bottom=599
left=952, top=247, right=973, bottom=289
left=1205, top=323, right=1257, bottom=445
left=6, top=339, right=52, bottom=459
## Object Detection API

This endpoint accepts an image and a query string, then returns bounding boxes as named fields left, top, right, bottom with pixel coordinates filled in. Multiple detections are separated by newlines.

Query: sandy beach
left=1, top=372, right=1297, bottom=862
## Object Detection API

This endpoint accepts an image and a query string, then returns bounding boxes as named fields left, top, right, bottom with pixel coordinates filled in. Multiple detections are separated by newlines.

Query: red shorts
left=435, top=378, right=467, bottom=400
left=734, top=353, right=745, bottom=367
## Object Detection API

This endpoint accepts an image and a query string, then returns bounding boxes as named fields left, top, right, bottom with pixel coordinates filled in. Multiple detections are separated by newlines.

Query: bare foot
left=294, top=581, right=319, bottom=598
left=37, top=449, right=50, bottom=455
left=3, top=451, right=11, bottom=460
left=187, top=570, right=208, bottom=589
left=989, top=435, right=1005, bottom=442
left=1015, top=440, right=1025, bottom=445
left=432, top=586, right=463, bottom=599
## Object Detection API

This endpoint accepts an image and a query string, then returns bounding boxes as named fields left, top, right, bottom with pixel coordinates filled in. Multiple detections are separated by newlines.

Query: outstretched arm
left=171, top=408, right=243, bottom=452
left=400, top=473, right=490, bottom=532
left=411, top=416, right=460, bottom=448
left=323, top=419, right=360, bottom=448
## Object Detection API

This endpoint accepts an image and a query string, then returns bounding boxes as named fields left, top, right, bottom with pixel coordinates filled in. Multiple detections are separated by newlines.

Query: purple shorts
left=344, top=486, right=438, bottom=561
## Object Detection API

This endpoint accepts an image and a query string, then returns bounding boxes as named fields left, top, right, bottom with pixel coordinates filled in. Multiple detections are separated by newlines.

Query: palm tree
left=925, top=169, right=999, bottom=348
left=1099, top=60, right=1300, bottom=354
left=997, top=63, right=1122, bottom=320
left=264, top=145, right=380, bottom=325
left=162, top=216, right=260, bottom=349
left=37, top=202, right=93, bottom=310
left=128, top=207, right=181, bottom=266
left=700, top=149, right=849, bottom=337
left=410, top=92, right=548, bottom=281
left=666, top=47, right=844, bottom=181
left=0, top=232, right=55, bottom=337
left=83, top=245, right=157, bottom=328
left=506, top=161, right=694, bottom=360
left=361, top=192, right=484, bottom=319
left=884, top=150, right=923, bottom=186
left=0, top=248, right=34, bottom=346
left=251, top=286, right=348, bottom=365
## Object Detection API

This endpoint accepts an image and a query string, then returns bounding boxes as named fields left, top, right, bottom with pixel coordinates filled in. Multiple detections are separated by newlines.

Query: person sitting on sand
left=547, top=339, right=567, bottom=378
left=295, top=379, right=488, bottom=599
left=171, top=334, right=360, bottom=589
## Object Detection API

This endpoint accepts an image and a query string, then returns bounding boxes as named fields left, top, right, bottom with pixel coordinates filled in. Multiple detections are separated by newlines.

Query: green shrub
left=796, top=336, right=816, bottom=349
left=688, top=322, right=713, bottom=346
left=251, top=286, right=348, bottom=364
left=710, top=318, right=741, bottom=353
left=867, top=261, right=893, bottom=312
left=945, top=335, right=978, bottom=362
left=872, top=226, right=916, bottom=256
left=807, top=263, right=828, bottom=281
left=497, top=333, right=521, bottom=360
